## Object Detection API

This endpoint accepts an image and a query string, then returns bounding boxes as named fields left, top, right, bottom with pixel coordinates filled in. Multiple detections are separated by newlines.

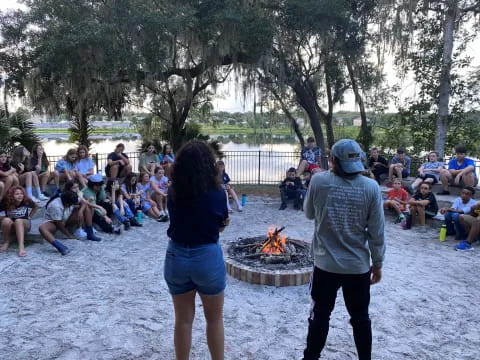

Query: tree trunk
left=78, top=106, right=91, bottom=148
left=346, top=58, right=371, bottom=151
left=436, top=1, right=457, bottom=158
left=293, top=81, right=326, bottom=153
left=3, top=82, right=9, bottom=118
left=324, top=73, right=336, bottom=148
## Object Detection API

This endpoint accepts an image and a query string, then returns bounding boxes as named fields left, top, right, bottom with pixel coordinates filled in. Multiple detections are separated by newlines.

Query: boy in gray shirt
left=302, top=139, right=385, bottom=360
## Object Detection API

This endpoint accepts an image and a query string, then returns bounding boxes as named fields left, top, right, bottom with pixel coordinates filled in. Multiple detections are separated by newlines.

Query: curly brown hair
left=2, top=186, right=33, bottom=211
left=171, top=140, right=220, bottom=203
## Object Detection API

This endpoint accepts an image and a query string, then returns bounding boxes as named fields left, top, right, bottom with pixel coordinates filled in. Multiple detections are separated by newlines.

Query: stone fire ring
left=223, top=239, right=313, bottom=287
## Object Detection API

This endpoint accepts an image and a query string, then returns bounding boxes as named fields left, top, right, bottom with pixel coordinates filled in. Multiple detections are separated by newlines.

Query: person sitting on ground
left=279, top=167, right=302, bottom=210
left=75, top=145, right=94, bottom=186
left=438, top=144, right=478, bottom=195
left=368, top=147, right=389, bottom=184
left=55, top=148, right=85, bottom=186
left=297, top=137, right=321, bottom=176
left=297, top=171, right=312, bottom=211
left=0, top=149, right=19, bottom=201
left=150, top=166, right=169, bottom=221
left=105, top=143, right=132, bottom=181
left=456, top=202, right=480, bottom=251
left=138, top=172, right=164, bottom=221
left=0, top=186, right=39, bottom=257
left=383, top=178, right=409, bottom=223
left=39, top=190, right=80, bottom=255
left=139, top=142, right=160, bottom=176
left=409, top=151, right=444, bottom=194
left=110, top=181, right=138, bottom=231
left=439, top=186, right=476, bottom=240
left=31, top=144, right=59, bottom=195
left=217, top=160, right=242, bottom=212
left=120, top=172, right=140, bottom=215
left=63, top=180, right=101, bottom=240
left=81, top=174, right=121, bottom=235
left=387, top=147, right=411, bottom=186
left=159, top=143, right=175, bottom=177
left=407, top=182, right=438, bottom=232
left=11, top=146, right=48, bottom=202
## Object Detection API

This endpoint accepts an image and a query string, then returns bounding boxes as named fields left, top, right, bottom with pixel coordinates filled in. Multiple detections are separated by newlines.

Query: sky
left=1, top=0, right=479, bottom=114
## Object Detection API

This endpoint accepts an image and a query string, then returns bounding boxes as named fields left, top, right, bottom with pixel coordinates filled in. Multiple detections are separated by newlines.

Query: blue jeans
left=444, top=212, right=466, bottom=238
left=114, top=201, right=134, bottom=223
left=164, top=240, right=226, bottom=296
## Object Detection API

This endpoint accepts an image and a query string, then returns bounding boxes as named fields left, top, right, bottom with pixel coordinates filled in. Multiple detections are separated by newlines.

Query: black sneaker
left=437, top=190, right=450, bottom=195
left=113, top=225, right=122, bottom=235
left=279, top=203, right=287, bottom=210
left=157, top=215, right=166, bottom=222
left=130, top=218, right=143, bottom=227
left=163, top=214, right=169, bottom=222
left=123, top=221, right=131, bottom=231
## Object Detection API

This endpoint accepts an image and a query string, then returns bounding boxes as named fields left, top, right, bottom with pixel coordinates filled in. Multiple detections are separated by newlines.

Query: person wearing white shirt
left=439, top=186, right=477, bottom=239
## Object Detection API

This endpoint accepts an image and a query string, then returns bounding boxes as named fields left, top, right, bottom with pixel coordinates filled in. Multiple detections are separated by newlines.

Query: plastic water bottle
left=439, top=224, right=447, bottom=242
left=136, top=210, right=143, bottom=224
left=241, top=194, right=247, bottom=207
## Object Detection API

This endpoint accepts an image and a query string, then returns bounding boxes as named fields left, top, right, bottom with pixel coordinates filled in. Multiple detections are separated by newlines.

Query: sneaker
left=228, top=208, right=233, bottom=214
left=37, top=193, right=49, bottom=201
left=73, top=228, right=87, bottom=239
left=437, top=190, right=450, bottom=195
left=130, top=218, right=143, bottom=227
left=455, top=240, right=474, bottom=251
left=394, top=216, right=402, bottom=224
left=279, top=203, right=287, bottom=210
left=237, top=205, right=243, bottom=212
left=163, top=214, right=169, bottom=222
left=157, top=215, right=166, bottom=222
left=30, top=196, right=41, bottom=203
left=123, top=221, right=131, bottom=231
left=113, top=225, right=122, bottom=235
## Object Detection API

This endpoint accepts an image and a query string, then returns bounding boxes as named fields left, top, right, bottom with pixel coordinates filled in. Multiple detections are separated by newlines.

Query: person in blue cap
left=302, top=139, right=386, bottom=360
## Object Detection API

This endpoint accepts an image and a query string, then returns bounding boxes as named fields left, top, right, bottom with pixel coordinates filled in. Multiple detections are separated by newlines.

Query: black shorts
left=416, top=174, right=438, bottom=184
left=105, top=164, right=124, bottom=178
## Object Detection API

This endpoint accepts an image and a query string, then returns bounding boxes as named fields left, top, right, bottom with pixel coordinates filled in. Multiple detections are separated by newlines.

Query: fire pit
left=224, top=226, right=313, bottom=286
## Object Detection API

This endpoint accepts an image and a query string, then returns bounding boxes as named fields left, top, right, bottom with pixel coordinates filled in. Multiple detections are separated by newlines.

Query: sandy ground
left=1, top=196, right=479, bottom=360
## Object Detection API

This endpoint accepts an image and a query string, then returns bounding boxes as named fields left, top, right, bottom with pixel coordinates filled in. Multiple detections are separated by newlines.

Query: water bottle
left=439, top=224, right=447, bottom=242
left=241, top=194, right=247, bottom=207
left=136, top=210, right=143, bottom=224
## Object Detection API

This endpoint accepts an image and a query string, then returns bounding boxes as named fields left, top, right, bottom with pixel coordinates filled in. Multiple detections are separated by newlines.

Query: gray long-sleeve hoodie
left=304, top=170, right=385, bottom=274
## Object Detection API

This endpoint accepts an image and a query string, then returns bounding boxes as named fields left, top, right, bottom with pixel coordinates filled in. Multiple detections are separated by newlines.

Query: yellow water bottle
left=439, top=224, right=447, bottom=242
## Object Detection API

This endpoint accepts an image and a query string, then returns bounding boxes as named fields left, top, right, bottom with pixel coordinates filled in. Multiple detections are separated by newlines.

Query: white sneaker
left=37, top=193, right=49, bottom=201
left=73, top=228, right=87, bottom=239
left=30, top=196, right=41, bottom=203
left=237, top=205, right=243, bottom=212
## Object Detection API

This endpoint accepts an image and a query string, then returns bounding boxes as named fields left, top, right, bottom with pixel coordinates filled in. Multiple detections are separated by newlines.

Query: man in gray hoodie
left=302, top=139, right=385, bottom=360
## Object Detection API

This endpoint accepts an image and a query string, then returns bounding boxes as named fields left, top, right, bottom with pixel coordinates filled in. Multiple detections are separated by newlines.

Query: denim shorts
left=164, top=240, right=226, bottom=296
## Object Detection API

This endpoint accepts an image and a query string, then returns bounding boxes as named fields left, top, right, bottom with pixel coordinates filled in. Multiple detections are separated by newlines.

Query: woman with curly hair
left=164, top=140, right=230, bottom=360
left=0, top=186, right=39, bottom=256
left=0, top=149, right=19, bottom=201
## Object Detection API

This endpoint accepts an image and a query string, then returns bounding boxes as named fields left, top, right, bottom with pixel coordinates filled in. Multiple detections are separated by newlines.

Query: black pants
left=372, top=167, right=388, bottom=184
left=280, top=188, right=300, bottom=206
left=92, top=200, right=114, bottom=233
left=303, top=267, right=372, bottom=360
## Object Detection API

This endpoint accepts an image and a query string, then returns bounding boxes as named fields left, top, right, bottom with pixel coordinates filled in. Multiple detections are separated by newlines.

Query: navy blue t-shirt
left=221, top=172, right=231, bottom=185
left=167, top=188, right=229, bottom=245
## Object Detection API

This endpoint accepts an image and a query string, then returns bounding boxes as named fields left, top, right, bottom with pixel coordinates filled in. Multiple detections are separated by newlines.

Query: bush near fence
left=46, top=152, right=480, bottom=185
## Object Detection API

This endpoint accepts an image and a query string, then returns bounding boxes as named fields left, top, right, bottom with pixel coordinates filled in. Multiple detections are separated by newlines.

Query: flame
left=261, top=226, right=288, bottom=254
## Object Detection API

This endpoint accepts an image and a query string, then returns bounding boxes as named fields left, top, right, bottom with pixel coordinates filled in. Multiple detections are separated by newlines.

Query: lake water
left=41, top=135, right=301, bottom=155
left=40, top=135, right=302, bottom=184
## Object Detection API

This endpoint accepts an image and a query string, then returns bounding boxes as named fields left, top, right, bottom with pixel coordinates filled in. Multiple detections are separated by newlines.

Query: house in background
left=352, top=117, right=371, bottom=127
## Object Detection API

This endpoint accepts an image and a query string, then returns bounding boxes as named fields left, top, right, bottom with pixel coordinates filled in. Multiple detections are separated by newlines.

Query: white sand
left=1, top=196, right=479, bottom=360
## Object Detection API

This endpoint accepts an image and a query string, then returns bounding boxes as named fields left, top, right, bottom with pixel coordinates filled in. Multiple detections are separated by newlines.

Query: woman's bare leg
left=417, top=206, right=426, bottom=226
left=172, top=290, right=196, bottom=360
left=199, top=292, right=225, bottom=360
left=14, top=219, right=29, bottom=257
left=1, top=217, right=13, bottom=252
left=39, top=221, right=57, bottom=244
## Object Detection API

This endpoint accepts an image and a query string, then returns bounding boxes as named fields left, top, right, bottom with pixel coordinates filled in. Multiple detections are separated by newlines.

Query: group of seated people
left=0, top=141, right=246, bottom=257
left=0, top=142, right=176, bottom=257
left=368, top=144, right=478, bottom=195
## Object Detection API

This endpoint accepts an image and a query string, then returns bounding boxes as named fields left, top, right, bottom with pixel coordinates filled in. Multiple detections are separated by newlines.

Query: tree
left=126, top=0, right=273, bottom=150
left=392, top=0, right=480, bottom=157
left=0, top=108, right=40, bottom=153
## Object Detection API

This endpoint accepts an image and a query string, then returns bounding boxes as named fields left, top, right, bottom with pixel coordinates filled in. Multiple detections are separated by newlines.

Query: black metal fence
left=46, top=152, right=480, bottom=185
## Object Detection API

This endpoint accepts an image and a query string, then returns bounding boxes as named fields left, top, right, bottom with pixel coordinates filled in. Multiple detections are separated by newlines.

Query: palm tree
left=0, top=108, right=40, bottom=153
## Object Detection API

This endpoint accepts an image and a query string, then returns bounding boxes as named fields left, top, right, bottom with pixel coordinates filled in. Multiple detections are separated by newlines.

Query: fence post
left=94, top=153, right=99, bottom=174
left=258, top=150, right=261, bottom=185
